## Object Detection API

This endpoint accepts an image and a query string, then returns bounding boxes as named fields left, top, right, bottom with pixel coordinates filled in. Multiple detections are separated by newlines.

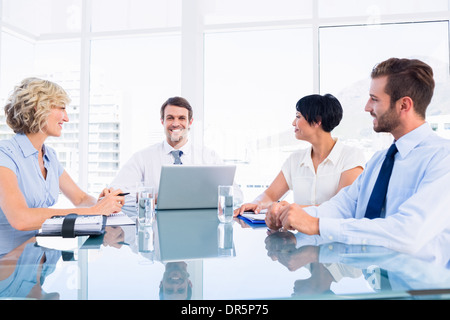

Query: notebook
left=157, top=165, right=236, bottom=210
left=239, top=212, right=267, bottom=224
left=39, top=214, right=106, bottom=237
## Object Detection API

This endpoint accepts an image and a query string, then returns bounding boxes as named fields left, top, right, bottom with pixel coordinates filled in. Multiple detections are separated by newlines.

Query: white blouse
left=281, top=139, right=365, bottom=206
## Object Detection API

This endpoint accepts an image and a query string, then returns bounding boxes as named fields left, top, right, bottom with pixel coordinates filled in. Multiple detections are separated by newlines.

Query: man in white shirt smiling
left=110, top=96, right=243, bottom=205
left=266, top=58, right=450, bottom=262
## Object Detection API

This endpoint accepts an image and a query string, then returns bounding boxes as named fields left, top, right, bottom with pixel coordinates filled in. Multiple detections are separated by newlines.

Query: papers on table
left=106, top=212, right=135, bottom=226
left=240, top=212, right=266, bottom=224
left=241, top=213, right=266, bottom=221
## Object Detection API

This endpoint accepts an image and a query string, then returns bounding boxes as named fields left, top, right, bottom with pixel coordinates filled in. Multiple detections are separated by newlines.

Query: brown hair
left=160, top=97, right=193, bottom=121
left=371, top=58, right=434, bottom=118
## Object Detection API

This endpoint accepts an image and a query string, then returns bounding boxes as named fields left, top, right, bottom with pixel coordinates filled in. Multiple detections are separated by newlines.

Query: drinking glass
left=137, top=186, right=155, bottom=226
left=218, top=185, right=234, bottom=223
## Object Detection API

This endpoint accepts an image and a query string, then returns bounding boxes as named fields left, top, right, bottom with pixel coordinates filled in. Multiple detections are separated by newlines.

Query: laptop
left=156, top=164, right=236, bottom=210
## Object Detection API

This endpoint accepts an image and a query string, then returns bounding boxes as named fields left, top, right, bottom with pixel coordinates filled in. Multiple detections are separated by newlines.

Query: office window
left=204, top=28, right=313, bottom=201
left=319, top=21, right=450, bottom=159
left=0, top=33, right=81, bottom=180
left=2, top=0, right=82, bottom=36
left=27, top=41, right=82, bottom=183
left=1, top=0, right=450, bottom=206
left=34, top=41, right=81, bottom=179
left=0, top=32, right=34, bottom=107
left=318, top=0, right=449, bottom=17
left=91, top=0, right=181, bottom=32
left=203, top=0, right=313, bottom=25
left=89, top=35, right=181, bottom=193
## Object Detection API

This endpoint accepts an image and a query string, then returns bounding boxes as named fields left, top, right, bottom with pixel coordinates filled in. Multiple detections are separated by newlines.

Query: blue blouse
left=0, top=134, right=64, bottom=234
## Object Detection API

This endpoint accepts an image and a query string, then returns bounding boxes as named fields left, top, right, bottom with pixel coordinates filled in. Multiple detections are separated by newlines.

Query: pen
left=99, top=192, right=130, bottom=200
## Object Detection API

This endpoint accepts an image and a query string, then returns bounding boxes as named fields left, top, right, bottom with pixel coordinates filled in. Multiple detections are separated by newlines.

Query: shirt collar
left=324, top=138, right=342, bottom=165
left=299, top=138, right=341, bottom=167
left=394, top=123, right=434, bottom=158
left=13, top=133, right=38, bottom=158
left=163, top=138, right=191, bottom=155
left=298, top=145, right=313, bottom=167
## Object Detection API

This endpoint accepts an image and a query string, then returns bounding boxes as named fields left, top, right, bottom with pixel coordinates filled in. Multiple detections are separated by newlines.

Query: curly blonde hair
left=4, top=77, right=71, bottom=134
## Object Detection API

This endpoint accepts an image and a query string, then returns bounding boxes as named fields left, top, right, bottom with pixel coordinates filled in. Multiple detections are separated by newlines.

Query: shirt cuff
left=319, top=217, right=341, bottom=243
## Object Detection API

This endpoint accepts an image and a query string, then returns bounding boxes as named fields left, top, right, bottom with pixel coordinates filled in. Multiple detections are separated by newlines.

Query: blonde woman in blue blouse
left=0, top=78, right=124, bottom=234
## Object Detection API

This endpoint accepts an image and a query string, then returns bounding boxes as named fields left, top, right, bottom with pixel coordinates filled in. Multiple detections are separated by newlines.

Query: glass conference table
left=1, top=205, right=450, bottom=301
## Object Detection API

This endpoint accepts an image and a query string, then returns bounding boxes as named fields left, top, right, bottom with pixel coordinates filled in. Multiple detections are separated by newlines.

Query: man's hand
left=265, top=201, right=290, bottom=230
left=279, top=203, right=320, bottom=235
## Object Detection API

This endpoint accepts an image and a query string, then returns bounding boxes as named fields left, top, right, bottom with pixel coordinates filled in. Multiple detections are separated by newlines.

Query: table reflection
left=265, top=230, right=450, bottom=298
left=160, top=261, right=192, bottom=300
left=1, top=205, right=450, bottom=300
left=0, top=228, right=61, bottom=299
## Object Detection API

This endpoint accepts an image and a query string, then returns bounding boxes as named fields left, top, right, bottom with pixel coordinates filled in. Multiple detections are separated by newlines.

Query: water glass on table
left=218, top=185, right=234, bottom=223
left=137, top=185, right=155, bottom=226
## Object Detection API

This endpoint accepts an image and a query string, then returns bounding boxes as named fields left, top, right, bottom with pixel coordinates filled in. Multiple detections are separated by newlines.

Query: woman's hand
left=233, top=203, right=263, bottom=217
left=94, top=189, right=125, bottom=215
left=98, top=187, right=115, bottom=201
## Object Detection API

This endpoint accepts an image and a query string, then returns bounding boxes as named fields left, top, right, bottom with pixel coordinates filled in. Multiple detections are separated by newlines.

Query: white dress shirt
left=305, top=123, right=450, bottom=263
left=110, top=139, right=243, bottom=204
left=281, top=139, right=366, bottom=205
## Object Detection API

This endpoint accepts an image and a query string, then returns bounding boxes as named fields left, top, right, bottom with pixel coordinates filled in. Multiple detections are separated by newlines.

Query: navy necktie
left=365, top=143, right=398, bottom=219
left=171, top=150, right=183, bottom=164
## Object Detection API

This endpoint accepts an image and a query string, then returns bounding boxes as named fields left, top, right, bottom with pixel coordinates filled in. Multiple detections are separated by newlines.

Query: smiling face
left=161, top=105, right=193, bottom=148
left=365, top=76, right=401, bottom=134
left=292, top=111, right=317, bottom=142
left=42, top=105, right=69, bottom=137
left=160, top=262, right=192, bottom=300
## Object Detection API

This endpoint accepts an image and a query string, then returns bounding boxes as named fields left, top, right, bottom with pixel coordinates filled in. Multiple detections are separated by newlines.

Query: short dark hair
left=295, top=94, right=343, bottom=132
left=371, top=58, right=434, bottom=118
left=160, top=96, right=193, bottom=120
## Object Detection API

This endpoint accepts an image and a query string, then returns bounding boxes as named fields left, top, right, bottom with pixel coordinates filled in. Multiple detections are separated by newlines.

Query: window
left=2, top=0, right=82, bottom=36
left=319, top=21, right=450, bottom=159
left=318, top=0, right=449, bottom=17
left=0, top=32, right=34, bottom=114
left=1, top=1, right=450, bottom=205
left=0, top=35, right=81, bottom=181
left=35, top=41, right=82, bottom=180
left=91, top=0, right=181, bottom=32
left=204, top=28, right=313, bottom=200
left=89, top=35, right=181, bottom=192
left=203, top=0, right=313, bottom=24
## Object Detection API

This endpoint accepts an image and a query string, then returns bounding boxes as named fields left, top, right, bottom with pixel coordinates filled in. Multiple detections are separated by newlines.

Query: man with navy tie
left=266, top=58, right=450, bottom=263
left=110, top=96, right=243, bottom=204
